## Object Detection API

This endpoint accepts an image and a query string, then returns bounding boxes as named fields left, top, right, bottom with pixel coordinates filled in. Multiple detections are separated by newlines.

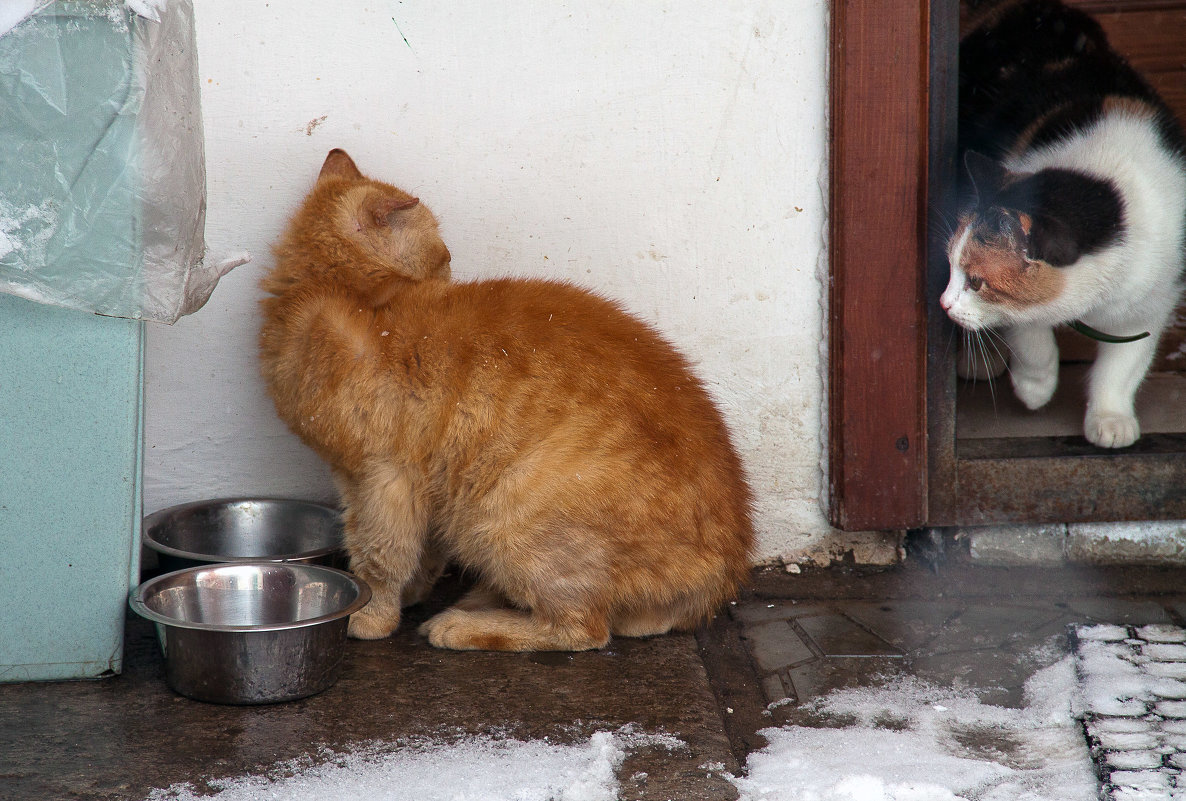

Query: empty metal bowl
left=129, top=562, right=371, bottom=704
left=143, top=498, right=344, bottom=572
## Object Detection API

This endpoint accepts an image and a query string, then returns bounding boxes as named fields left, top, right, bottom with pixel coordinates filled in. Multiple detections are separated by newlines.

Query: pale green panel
left=0, top=296, right=144, bottom=681
left=0, top=2, right=145, bottom=682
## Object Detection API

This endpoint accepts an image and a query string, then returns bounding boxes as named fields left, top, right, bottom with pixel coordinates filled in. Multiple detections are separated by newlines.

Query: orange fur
left=259, top=149, right=755, bottom=651
left=956, top=218, right=1066, bottom=309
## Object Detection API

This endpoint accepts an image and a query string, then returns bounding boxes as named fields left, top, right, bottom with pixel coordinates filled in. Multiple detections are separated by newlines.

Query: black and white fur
left=944, top=0, right=1186, bottom=448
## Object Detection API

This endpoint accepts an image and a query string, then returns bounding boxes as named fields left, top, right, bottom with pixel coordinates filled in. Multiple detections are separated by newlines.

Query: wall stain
left=305, top=115, right=327, bottom=136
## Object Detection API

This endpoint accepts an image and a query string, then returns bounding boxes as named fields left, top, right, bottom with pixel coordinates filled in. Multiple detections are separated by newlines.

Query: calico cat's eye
left=967, top=276, right=984, bottom=292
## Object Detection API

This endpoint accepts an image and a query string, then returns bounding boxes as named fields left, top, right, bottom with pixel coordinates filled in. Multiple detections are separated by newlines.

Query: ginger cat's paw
left=419, top=607, right=610, bottom=652
left=418, top=608, right=484, bottom=650
left=1085, top=411, right=1139, bottom=449
left=347, top=608, right=400, bottom=640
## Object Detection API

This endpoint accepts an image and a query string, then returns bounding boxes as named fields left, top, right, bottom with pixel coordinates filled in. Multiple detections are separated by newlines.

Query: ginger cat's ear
left=367, top=196, right=420, bottom=227
left=320, top=148, right=364, bottom=181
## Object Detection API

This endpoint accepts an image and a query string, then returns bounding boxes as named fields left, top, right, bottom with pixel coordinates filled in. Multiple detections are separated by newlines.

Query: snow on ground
left=144, top=656, right=1098, bottom=801
left=145, top=727, right=685, bottom=801
left=729, top=656, right=1098, bottom=801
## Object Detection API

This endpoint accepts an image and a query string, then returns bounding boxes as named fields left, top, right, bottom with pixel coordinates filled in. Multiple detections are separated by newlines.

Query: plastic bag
left=0, top=1, right=238, bottom=323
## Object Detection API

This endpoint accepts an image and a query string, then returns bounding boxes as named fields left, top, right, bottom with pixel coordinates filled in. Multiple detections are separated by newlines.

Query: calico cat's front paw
left=1085, top=412, right=1140, bottom=449
left=347, top=607, right=400, bottom=639
left=1011, top=367, right=1057, bottom=410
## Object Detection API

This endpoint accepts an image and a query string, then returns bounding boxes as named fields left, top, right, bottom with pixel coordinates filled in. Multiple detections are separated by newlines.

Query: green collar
left=1069, top=320, right=1150, bottom=344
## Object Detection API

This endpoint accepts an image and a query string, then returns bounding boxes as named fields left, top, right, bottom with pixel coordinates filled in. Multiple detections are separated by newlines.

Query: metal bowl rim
left=142, top=497, right=343, bottom=563
left=128, top=561, right=371, bottom=633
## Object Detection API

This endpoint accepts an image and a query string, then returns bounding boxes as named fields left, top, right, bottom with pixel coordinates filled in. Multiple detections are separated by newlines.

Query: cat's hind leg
left=422, top=587, right=717, bottom=648
left=610, top=595, right=711, bottom=638
left=452, top=580, right=511, bottom=611
left=418, top=602, right=610, bottom=652
left=610, top=608, right=681, bottom=638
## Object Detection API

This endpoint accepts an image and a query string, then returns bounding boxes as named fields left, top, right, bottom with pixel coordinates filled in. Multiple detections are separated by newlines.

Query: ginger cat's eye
left=967, top=276, right=984, bottom=291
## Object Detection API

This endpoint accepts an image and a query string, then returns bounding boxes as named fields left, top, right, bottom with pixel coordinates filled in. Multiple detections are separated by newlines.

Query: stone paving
left=736, top=594, right=1174, bottom=716
left=8, top=561, right=1186, bottom=799
left=718, top=561, right=1186, bottom=791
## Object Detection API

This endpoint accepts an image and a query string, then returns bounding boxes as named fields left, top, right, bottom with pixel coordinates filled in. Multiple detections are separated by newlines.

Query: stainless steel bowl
left=143, top=498, right=344, bottom=572
left=129, top=562, right=371, bottom=704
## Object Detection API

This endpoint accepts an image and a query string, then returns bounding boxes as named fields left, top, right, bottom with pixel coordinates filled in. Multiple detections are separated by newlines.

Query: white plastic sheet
left=0, top=0, right=239, bottom=323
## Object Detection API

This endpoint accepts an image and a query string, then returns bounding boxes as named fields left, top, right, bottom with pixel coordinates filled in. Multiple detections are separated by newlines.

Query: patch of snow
left=1137, top=624, right=1186, bottom=644
left=139, top=654, right=1101, bottom=800
left=1077, top=639, right=1154, bottom=719
left=0, top=204, right=25, bottom=260
left=728, top=657, right=1097, bottom=801
left=1078, top=624, right=1131, bottom=642
left=144, top=727, right=684, bottom=801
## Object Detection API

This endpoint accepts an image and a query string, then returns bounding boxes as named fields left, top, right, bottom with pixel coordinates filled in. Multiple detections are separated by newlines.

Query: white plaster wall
left=145, top=0, right=838, bottom=562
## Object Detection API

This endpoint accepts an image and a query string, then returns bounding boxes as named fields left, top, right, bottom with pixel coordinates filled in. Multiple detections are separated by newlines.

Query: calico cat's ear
left=319, top=149, right=364, bottom=181
left=964, top=151, right=1007, bottom=199
left=989, top=208, right=1030, bottom=243
left=1027, top=216, right=1081, bottom=266
left=366, top=195, right=420, bottom=227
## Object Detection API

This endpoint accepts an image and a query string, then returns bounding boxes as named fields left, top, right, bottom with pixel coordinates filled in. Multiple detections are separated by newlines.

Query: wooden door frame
left=830, top=0, right=1186, bottom=531
left=828, top=0, right=939, bottom=531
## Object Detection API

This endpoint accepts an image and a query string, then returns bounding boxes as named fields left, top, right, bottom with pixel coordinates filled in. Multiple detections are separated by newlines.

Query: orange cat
left=259, top=149, right=754, bottom=651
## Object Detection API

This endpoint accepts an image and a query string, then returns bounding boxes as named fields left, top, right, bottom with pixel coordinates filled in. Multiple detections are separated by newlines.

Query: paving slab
left=792, top=612, right=902, bottom=658
left=840, top=600, right=966, bottom=652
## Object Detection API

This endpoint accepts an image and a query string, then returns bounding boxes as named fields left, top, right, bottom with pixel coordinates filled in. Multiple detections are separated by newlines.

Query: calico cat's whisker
left=929, top=206, right=960, bottom=242
left=944, top=324, right=958, bottom=362
left=984, top=328, right=1011, bottom=366
left=962, top=329, right=983, bottom=388
left=973, top=331, right=999, bottom=409
left=986, top=331, right=1007, bottom=409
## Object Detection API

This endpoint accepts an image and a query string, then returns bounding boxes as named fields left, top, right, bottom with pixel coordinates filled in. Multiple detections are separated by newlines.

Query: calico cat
left=259, top=149, right=754, bottom=651
left=943, top=0, right=1186, bottom=448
